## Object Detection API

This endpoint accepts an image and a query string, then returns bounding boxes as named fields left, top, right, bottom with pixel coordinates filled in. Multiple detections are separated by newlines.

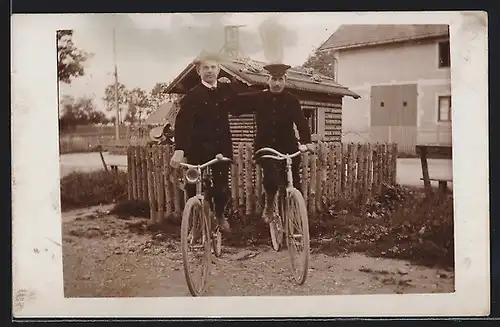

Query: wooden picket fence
left=127, top=142, right=398, bottom=224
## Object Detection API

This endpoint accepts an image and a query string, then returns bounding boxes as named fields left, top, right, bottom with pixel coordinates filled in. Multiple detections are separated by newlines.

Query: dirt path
left=62, top=207, right=454, bottom=297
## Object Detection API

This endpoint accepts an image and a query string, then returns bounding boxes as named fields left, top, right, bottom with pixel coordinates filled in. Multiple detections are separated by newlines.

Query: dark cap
left=263, top=63, right=291, bottom=77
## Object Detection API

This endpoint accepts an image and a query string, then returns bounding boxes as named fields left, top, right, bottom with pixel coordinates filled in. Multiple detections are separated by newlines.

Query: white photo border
left=11, top=11, right=490, bottom=317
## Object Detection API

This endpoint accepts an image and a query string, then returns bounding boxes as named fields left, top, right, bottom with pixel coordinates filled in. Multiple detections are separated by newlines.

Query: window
left=303, top=108, right=318, bottom=134
left=438, top=96, right=452, bottom=122
left=438, top=41, right=451, bottom=68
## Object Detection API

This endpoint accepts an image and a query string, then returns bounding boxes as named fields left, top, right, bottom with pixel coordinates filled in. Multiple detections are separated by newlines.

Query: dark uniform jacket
left=174, top=82, right=236, bottom=163
left=232, top=89, right=312, bottom=155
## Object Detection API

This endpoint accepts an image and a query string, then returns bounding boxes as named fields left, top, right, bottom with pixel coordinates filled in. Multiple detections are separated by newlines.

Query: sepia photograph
left=12, top=11, right=489, bottom=317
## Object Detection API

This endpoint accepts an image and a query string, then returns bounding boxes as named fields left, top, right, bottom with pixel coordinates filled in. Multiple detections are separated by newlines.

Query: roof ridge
left=319, top=24, right=449, bottom=51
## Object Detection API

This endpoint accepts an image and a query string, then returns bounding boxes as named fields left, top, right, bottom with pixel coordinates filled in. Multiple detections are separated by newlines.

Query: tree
left=151, top=83, right=169, bottom=98
left=57, top=30, right=92, bottom=84
left=102, top=82, right=128, bottom=122
left=149, top=82, right=179, bottom=115
left=59, top=95, right=107, bottom=131
left=302, top=49, right=336, bottom=79
left=124, top=87, right=151, bottom=124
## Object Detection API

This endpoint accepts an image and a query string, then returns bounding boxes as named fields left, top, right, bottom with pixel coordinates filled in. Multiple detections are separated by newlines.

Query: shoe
left=218, top=215, right=231, bottom=233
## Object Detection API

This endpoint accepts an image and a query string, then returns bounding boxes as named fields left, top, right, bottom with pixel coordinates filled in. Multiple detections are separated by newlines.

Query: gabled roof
left=144, top=101, right=175, bottom=125
left=319, top=24, right=449, bottom=51
left=164, top=56, right=360, bottom=99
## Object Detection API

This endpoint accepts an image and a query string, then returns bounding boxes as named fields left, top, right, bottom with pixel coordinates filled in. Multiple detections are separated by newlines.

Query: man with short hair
left=170, top=53, right=235, bottom=232
left=232, top=63, right=315, bottom=223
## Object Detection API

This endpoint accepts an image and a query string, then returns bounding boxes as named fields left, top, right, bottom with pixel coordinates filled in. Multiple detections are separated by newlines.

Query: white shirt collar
left=201, top=80, right=217, bottom=89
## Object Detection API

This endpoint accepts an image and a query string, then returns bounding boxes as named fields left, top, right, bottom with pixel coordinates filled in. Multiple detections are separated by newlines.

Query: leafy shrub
left=310, top=184, right=454, bottom=268
left=60, top=170, right=128, bottom=210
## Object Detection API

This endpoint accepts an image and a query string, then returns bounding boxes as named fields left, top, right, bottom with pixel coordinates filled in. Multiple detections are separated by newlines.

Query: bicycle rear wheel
left=285, top=188, right=310, bottom=285
left=203, top=200, right=222, bottom=258
left=181, top=197, right=211, bottom=296
left=269, top=190, right=285, bottom=252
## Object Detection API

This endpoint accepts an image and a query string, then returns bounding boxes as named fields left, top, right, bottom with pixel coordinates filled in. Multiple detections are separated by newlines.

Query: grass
left=60, top=170, right=128, bottom=211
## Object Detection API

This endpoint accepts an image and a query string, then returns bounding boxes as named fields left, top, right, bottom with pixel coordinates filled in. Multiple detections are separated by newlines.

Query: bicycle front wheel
left=285, top=188, right=310, bottom=285
left=181, top=197, right=211, bottom=296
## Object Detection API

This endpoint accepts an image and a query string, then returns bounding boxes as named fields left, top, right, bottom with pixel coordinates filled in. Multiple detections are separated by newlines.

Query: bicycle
left=179, top=153, right=232, bottom=296
left=255, top=146, right=311, bottom=285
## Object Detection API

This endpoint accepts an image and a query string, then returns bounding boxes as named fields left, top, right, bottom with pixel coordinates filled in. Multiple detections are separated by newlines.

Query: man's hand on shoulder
left=299, top=143, right=316, bottom=153
left=218, top=77, right=231, bottom=84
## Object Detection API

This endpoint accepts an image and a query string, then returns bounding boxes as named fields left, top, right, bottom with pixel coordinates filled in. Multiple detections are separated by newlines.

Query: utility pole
left=112, top=28, right=120, bottom=140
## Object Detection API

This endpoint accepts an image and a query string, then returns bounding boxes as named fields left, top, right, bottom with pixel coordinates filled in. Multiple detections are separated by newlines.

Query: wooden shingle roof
left=319, top=24, right=449, bottom=51
left=164, top=56, right=360, bottom=99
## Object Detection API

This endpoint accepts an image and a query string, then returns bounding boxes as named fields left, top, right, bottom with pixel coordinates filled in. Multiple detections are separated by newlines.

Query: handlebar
left=179, top=154, right=233, bottom=170
left=255, top=146, right=309, bottom=161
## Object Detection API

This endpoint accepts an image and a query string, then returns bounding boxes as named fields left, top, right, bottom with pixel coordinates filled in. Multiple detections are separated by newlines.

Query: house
left=318, top=24, right=451, bottom=154
left=163, top=55, right=360, bottom=154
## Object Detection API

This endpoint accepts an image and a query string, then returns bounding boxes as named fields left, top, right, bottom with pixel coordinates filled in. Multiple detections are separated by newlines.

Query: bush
left=60, top=170, right=128, bottom=211
left=218, top=183, right=454, bottom=268
left=310, top=184, right=454, bottom=268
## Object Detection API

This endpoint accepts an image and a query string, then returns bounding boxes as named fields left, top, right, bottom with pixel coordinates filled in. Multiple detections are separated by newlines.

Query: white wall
left=335, top=37, right=452, bottom=146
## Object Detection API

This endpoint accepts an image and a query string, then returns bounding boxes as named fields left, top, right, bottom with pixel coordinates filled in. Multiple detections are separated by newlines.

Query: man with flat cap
left=170, top=52, right=235, bottom=233
left=232, top=63, right=315, bottom=223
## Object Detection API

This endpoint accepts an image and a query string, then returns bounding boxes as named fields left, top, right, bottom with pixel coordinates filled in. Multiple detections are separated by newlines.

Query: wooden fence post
left=156, top=146, right=166, bottom=224
left=141, top=147, right=148, bottom=202
left=328, top=143, right=335, bottom=199
left=230, top=161, right=239, bottom=212
left=151, top=147, right=159, bottom=220
left=255, top=162, right=263, bottom=215
left=128, top=146, right=135, bottom=200
left=378, top=143, right=386, bottom=190
left=172, top=163, right=182, bottom=218
left=244, top=143, right=254, bottom=216
left=308, top=154, right=317, bottom=216
left=391, top=143, right=398, bottom=185
left=316, top=142, right=326, bottom=212
left=126, top=146, right=132, bottom=200
left=146, top=147, right=157, bottom=224
left=357, top=143, right=365, bottom=200
left=301, top=152, right=310, bottom=213
left=237, top=143, right=245, bottom=210
left=134, top=146, right=141, bottom=200
left=350, top=143, right=358, bottom=199
left=162, top=146, right=172, bottom=219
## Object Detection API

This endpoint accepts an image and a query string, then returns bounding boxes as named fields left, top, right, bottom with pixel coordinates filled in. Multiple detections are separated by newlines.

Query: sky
left=58, top=13, right=339, bottom=113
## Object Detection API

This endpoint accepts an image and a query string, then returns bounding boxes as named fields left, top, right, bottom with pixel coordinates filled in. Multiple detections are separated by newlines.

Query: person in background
left=231, top=63, right=315, bottom=223
left=169, top=52, right=235, bottom=233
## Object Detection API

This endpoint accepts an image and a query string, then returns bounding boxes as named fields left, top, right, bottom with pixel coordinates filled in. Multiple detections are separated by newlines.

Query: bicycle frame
left=180, top=155, right=232, bottom=199
left=255, top=147, right=302, bottom=191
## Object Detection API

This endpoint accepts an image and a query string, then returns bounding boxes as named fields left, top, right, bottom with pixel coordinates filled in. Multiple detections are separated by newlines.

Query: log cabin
left=162, top=56, right=360, bottom=156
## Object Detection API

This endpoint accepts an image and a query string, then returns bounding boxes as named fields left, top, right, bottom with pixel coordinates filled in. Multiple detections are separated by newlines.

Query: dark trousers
left=185, top=162, right=230, bottom=218
left=258, top=157, right=302, bottom=196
